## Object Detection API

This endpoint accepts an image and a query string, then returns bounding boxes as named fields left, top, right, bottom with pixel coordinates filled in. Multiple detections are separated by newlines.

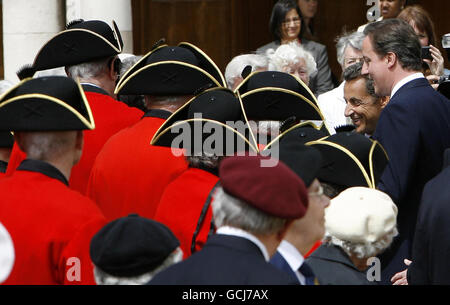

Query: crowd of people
left=0, top=0, right=449, bottom=287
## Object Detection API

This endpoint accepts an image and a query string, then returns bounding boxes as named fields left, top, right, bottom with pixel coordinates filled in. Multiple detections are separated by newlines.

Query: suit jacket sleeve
left=308, top=43, right=334, bottom=96
left=373, top=100, right=420, bottom=205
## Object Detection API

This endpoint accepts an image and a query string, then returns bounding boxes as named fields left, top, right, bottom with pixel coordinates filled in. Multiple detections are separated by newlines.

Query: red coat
left=5, top=86, right=143, bottom=194
left=86, top=110, right=188, bottom=221
left=154, top=167, right=218, bottom=258
left=0, top=159, right=106, bottom=285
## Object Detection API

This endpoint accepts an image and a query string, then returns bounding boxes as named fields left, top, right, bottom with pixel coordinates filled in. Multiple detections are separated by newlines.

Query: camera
left=443, top=33, right=450, bottom=61
left=438, top=75, right=450, bottom=99
left=421, top=46, right=432, bottom=60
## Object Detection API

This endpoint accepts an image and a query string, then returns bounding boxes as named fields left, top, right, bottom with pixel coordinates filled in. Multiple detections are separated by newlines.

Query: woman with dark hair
left=398, top=5, right=445, bottom=88
left=256, top=0, right=334, bottom=96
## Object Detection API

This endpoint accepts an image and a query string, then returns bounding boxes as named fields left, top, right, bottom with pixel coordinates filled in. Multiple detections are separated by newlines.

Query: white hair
left=212, top=186, right=287, bottom=235
left=0, top=80, right=14, bottom=95
left=94, top=247, right=183, bottom=285
left=323, top=227, right=399, bottom=259
left=224, top=54, right=268, bottom=88
left=66, top=57, right=111, bottom=79
left=335, top=31, right=365, bottom=68
left=266, top=41, right=317, bottom=77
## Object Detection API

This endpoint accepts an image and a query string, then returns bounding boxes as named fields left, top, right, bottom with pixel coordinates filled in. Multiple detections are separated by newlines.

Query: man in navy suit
left=148, top=155, right=309, bottom=285
left=361, top=18, right=450, bottom=284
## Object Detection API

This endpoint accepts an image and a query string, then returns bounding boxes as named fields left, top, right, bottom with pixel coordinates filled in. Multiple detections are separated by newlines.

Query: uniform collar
left=143, top=109, right=172, bottom=120
left=17, top=159, right=69, bottom=186
left=81, top=83, right=110, bottom=96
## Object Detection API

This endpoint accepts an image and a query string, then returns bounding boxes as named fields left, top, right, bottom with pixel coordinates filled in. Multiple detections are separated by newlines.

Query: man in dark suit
left=148, top=154, right=309, bottom=285
left=361, top=18, right=450, bottom=283
left=391, top=149, right=450, bottom=285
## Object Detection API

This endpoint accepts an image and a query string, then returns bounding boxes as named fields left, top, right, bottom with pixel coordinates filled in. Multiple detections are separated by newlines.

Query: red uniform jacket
left=86, top=110, right=188, bottom=221
left=5, top=85, right=143, bottom=194
left=154, top=167, right=219, bottom=258
left=0, top=159, right=106, bottom=285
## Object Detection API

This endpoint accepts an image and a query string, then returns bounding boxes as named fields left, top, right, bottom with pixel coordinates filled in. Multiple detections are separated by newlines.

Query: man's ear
left=380, top=96, right=390, bottom=109
left=108, top=57, right=119, bottom=81
left=277, top=219, right=294, bottom=241
left=385, top=52, right=397, bottom=69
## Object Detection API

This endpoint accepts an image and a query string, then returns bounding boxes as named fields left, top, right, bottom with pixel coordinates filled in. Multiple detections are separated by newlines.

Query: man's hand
left=391, top=259, right=412, bottom=285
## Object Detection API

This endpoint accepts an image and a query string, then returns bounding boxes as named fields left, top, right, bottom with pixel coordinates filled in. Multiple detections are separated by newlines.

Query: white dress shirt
left=390, top=73, right=425, bottom=98
left=277, top=240, right=306, bottom=285
left=317, top=81, right=352, bottom=134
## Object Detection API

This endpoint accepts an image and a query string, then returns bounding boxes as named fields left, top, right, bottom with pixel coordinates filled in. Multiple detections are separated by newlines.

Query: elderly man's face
left=344, top=77, right=387, bottom=135
left=282, top=58, right=309, bottom=86
left=292, top=179, right=330, bottom=244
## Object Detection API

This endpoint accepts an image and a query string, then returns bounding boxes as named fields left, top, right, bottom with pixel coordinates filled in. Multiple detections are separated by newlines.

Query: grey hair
left=323, top=226, right=399, bottom=259
left=266, top=41, right=317, bottom=77
left=343, top=61, right=378, bottom=98
left=0, top=80, right=13, bottom=95
left=16, top=131, right=76, bottom=162
left=187, top=155, right=221, bottom=169
left=336, top=31, right=365, bottom=68
left=225, top=54, right=268, bottom=89
left=66, top=57, right=112, bottom=79
left=364, top=18, right=422, bottom=71
left=94, top=247, right=183, bottom=285
left=212, top=186, right=288, bottom=235
left=118, top=54, right=143, bottom=77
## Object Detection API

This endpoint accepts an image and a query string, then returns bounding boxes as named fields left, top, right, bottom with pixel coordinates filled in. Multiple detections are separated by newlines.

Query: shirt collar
left=17, top=159, right=69, bottom=186
left=390, top=73, right=424, bottom=98
left=216, top=226, right=270, bottom=262
left=277, top=240, right=306, bottom=284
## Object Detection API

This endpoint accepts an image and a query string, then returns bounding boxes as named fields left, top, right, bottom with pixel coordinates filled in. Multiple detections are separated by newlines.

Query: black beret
left=90, top=214, right=180, bottom=277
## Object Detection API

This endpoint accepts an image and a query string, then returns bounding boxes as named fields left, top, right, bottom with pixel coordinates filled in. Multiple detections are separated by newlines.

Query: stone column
left=66, top=0, right=133, bottom=54
left=2, top=0, right=65, bottom=83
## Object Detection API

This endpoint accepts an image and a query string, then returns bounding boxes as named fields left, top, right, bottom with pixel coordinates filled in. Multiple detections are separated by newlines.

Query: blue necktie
left=299, top=262, right=318, bottom=285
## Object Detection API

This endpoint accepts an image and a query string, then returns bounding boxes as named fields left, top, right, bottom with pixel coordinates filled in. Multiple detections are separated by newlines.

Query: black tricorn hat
left=306, top=132, right=389, bottom=189
left=0, top=131, right=13, bottom=148
left=0, top=76, right=94, bottom=131
left=151, top=87, right=258, bottom=155
left=115, top=42, right=226, bottom=96
left=264, top=121, right=329, bottom=149
left=234, top=71, right=325, bottom=123
left=17, top=19, right=123, bottom=80
left=90, top=214, right=180, bottom=277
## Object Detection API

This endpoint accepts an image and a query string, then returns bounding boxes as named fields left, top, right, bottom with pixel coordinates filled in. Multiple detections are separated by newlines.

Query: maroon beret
left=219, top=155, right=309, bottom=219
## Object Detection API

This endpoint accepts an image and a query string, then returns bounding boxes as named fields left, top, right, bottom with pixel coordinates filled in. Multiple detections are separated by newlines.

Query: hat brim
left=178, top=42, right=227, bottom=87
left=305, top=138, right=388, bottom=188
left=151, top=118, right=259, bottom=155
left=241, top=87, right=324, bottom=121
left=115, top=61, right=222, bottom=96
left=31, top=28, right=122, bottom=72
left=0, top=79, right=94, bottom=131
left=263, top=121, right=329, bottom=150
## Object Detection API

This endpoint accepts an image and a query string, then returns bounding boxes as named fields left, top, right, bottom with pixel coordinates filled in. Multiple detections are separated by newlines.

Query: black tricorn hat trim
left=150, top=88, right=258, bottom=151
left=0, top=78, right=95, bottom=131
left=305, top=139, right=388, bottom=188
left=150, top=118, right=259, bottom=154
left=17, top=21, right=122, bottom=79
left=114, top=61, right=222, bottom=96
left=262, top=121, right=329, bottom=151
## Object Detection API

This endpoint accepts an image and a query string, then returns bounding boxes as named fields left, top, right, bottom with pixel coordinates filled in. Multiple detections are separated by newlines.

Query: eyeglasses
left=343, top=57, right=363, bottom=67
left=282, top=17, right=301, bottom=26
